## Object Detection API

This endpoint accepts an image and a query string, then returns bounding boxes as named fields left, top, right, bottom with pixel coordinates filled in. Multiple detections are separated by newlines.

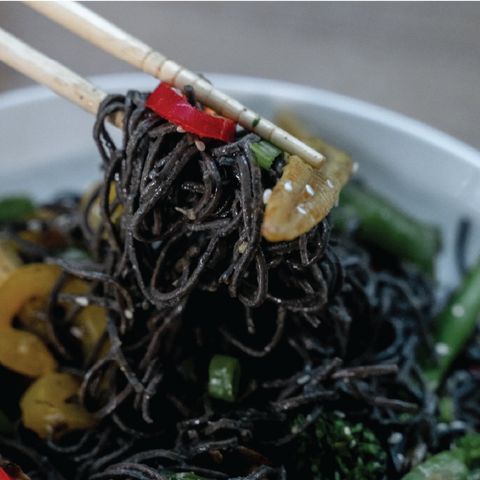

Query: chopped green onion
left=208, top=354, right=241, bottom=402
left=438, top=396, right=455, bottom=423
left=250, top=141, right=282, bottom=170
left=60, top=248, right=94, bottom=261
left=252, top=117, right=260, bottom=128
left=0, top=196, right=35, bottom=225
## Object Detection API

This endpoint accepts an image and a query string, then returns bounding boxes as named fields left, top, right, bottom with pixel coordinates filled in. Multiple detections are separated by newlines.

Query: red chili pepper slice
left=0, top=468, right=14, bottom=480
left=145, top=83, right=236, bottom=143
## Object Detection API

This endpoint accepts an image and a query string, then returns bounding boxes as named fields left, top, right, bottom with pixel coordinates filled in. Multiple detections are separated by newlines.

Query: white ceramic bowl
left=1, top=73, right=480, bottom=290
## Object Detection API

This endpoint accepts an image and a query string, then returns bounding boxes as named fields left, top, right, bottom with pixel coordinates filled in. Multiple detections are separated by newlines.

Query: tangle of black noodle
left=1, top=90, right=444, bottom=480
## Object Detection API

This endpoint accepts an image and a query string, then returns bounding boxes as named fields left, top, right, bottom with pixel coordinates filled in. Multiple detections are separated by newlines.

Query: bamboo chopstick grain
left=24, top=1, right=325, bottom=169
left=0, top=27, right=124, bottom=128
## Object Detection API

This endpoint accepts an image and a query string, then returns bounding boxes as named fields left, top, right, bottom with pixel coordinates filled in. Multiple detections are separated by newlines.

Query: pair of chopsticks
left=0, top=1, right=325, bottom=169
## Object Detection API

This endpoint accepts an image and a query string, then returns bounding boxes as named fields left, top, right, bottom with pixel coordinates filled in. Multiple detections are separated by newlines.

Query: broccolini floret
left=291, top=412, right=387, bottom=480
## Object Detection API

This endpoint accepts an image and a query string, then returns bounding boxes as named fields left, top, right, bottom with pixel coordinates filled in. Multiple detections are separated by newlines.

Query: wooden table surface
left=1, top=2, right=479, bottom=151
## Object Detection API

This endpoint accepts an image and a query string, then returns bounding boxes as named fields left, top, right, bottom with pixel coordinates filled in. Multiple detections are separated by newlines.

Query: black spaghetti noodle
left=0, top=89, right=451, bottom=480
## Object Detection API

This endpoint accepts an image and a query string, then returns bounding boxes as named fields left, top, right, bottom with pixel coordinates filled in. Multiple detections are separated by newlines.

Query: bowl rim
left=2, top=72, right=480, bottom=168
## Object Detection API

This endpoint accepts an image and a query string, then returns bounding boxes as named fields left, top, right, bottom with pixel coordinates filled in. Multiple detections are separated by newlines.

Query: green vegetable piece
left=165, top=473, right=211, bottom=480
left=60, top=248, right=94, bottom=261
left=0, top=196, right=35, bottom=225
left=252, top=117, right=260, bottom=127
left=250, top=141, right=282, bottom=170
left=332, top=183, right=441, bottom=275
left=401, top=450, right=467, bottom=480
left=438, top=396, right=455, bottom=423
left=0, top=407, right=14, bottom=434
left=424, top=255, right=480, bottom=391
left=291, top=412, right=387, bottom=480
left=456, top=433, right=480, bottom=470
left=208, top=354, right=241, bottom=402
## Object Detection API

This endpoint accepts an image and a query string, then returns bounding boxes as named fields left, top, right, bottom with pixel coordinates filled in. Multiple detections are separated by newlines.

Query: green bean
left=401, top=433, right=480, bottom=480
left=424, top=255, right=480, bottom=391
left=208, top=354, right=241, bottom=402
left=401, top=450, right=467, bottom=480
left=0, top=196, right=35, bottom=225
left=332, top=183, right=441, bottom=275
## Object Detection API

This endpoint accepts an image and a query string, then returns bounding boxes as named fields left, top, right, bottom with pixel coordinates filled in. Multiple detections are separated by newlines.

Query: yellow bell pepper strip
left=263, top=111, right=352, bottom=242
left=0, top=240, right=22, bottom=287
left=0, top=264, right=62, bottom=376
left=145, top=83, right=236, bottom=143
left=71, top=305, right=109, bottom=360
left=20, top=372, right=97, bottom=439
left=208, top=354, right=241, bottom=402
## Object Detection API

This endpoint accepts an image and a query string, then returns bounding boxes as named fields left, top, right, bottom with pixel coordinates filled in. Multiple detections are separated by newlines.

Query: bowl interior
left=1, top=72, right=480, bottom=289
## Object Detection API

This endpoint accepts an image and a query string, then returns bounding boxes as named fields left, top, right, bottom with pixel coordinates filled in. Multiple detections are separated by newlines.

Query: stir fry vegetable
left=263, top=113, right=352, bottom=242
left=401, top=433, right=480, bottom=480
left=0, top=87, right=479, bottom=480
left=332, top=182, right=441, bottom=275
left=424, top=255, right=480, bottom=391
left=20, top=372, right=97, bottom=439
left=208, top=354, right=241, bottom=402
left=0, top=197, right=35, bottom=226
left=146, top=82, right=236, bottom=142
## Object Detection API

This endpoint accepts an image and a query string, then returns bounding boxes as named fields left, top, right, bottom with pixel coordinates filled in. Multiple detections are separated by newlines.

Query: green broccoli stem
left=332, top=183, right=441, bottom=275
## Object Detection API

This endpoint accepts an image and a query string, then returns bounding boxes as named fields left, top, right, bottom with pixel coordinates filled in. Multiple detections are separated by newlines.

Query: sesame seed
left=176, top=126, right=186, bottom=133
left=124, top=309, right=134, bottom=320
left=27, top=219, right=43, bottom=232
left=284, top=181, right=293, bottom=192
left=263, top=189, right=272, bottom=204
left=305, top=184, right=314, bottom=196
left=75, top=296, right=89, bottom=307
left=70, top=326, right=84, bottom=339
left=297, top=205, right=307, bottom=215
left=388, top=432, right=403, bottom=445
left=238, top=242, right=248, bottom=254
left=451, top=420, right=467, bottom=430
left=297, top=374, right=311, bottom=385
left=435, top=342, right=450, bottom=356
left=195, top=140, right=206, bottom=151
left=451, top=304, right=465, bottom=317
left=343, top=426, right=351, bottom=436
left=327, top=179, right=334, bottom=188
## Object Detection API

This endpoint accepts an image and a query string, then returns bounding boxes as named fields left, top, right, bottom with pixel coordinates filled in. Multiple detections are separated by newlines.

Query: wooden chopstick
left=0, top=27, right=124, bottom=129
left=23, top=1, right=325, bottom=169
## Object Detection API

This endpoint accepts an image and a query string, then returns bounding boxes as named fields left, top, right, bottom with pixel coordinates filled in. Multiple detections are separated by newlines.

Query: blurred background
left=1, top=2, right=479, bottom=151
